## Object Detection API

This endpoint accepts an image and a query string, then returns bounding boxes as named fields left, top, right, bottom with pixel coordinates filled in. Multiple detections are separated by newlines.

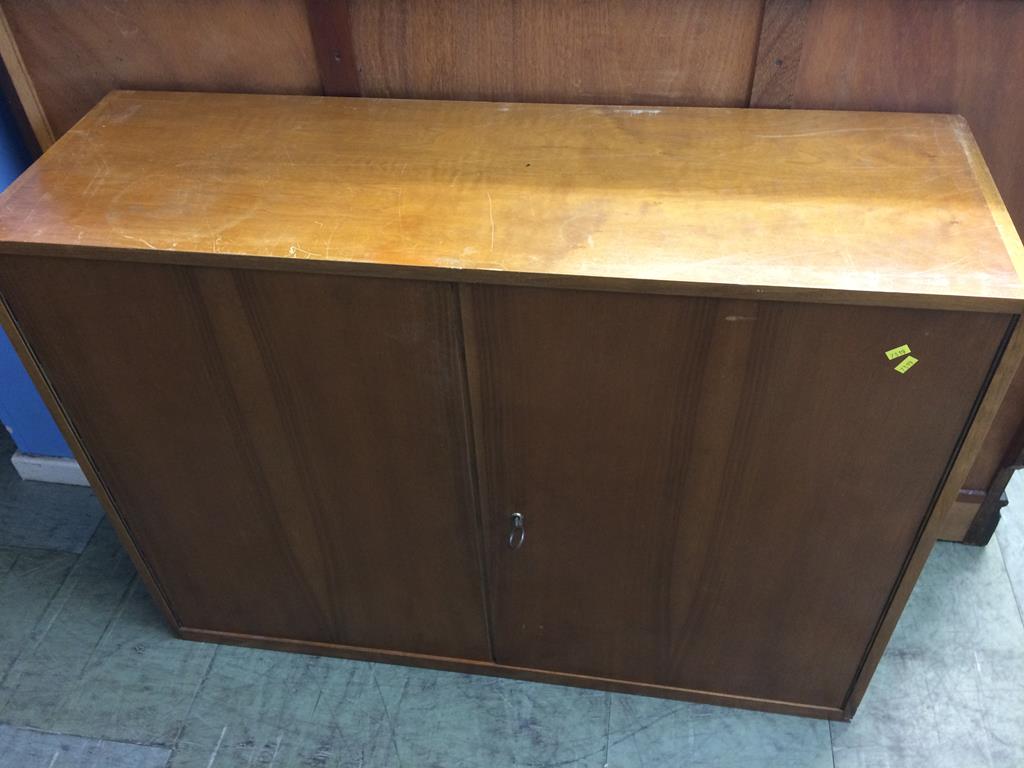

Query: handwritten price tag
left=885, top=344, right=911, bottom=361
left=894, top=356, right=919, bottom=374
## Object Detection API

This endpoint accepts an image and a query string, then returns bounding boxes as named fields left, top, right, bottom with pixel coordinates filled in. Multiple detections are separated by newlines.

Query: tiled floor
left=1, top=432, right=1022, bottom=767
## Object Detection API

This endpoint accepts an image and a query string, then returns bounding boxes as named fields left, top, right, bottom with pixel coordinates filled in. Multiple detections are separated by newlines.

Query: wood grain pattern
left=793, top=0, right=1024, bottom=240
left=936, top=491, right=986, bottom=542
left=844, top=316, right=1024, bottom=715
left=349, top=0, right=762, bottom=106
left=0, top=91, right=1019, bottom=311
left=463, top=284, right=1011, bottom=708
left=749, top=0, right=811, bottom=108
left=0, top=0, right=322, bottom=136
left=0, top=255, right=491, bottom=660
left=0, top=290, right=180, bottom=631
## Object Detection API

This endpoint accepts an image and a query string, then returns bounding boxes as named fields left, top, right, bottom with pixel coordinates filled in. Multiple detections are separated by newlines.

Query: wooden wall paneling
left=304, top=0, right=361, bottom=96
left=748, top=0, right=811, bottom=108
left=348, top=0, right=764, bottom=106
left=0, top=4, right=52, bottom=151
left=0, top=0, right=323, bottom=137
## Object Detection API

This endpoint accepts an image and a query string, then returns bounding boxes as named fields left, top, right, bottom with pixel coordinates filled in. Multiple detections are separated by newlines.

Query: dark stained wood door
left=0, top=256, right=491, bottom=660
left=463, top=284, right=1011, bottom=708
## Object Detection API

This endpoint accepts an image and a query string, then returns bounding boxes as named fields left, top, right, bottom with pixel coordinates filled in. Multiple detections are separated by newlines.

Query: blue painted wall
left=0, top=97, right=73, bottom=457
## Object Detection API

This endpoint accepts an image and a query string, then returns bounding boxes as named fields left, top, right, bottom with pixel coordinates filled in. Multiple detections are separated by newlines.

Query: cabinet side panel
left=465, top=284, right=1011, bottom=707
left=0, top=256, right=490, bottom=659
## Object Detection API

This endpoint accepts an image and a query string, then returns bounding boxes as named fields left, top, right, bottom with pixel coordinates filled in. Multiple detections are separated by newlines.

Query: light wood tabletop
left=0, top=90, right=1020, bottom=310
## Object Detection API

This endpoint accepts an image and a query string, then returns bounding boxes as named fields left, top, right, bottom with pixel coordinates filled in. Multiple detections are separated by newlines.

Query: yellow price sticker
left=894, top=355, right=919, bottom=374
left=885, top=344, right=911, bottom=361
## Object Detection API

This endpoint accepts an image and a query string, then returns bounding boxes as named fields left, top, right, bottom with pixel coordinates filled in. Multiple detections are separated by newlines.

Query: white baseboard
left=10, top=451, right=89, bottom=486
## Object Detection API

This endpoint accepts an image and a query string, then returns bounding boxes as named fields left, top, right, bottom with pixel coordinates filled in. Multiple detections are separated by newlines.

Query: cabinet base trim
left=178, top=626, right=849, bottom=721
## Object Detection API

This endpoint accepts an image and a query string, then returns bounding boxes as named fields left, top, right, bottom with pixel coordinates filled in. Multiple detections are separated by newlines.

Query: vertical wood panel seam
left=304, top=0, right=361, bottom=96
left=748, top=0, right=812, bottom=108
left=745, top=0, right=770, bottom=107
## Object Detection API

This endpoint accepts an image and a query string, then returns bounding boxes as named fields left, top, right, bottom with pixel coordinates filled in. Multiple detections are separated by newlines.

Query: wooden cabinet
left=1, top=92, right=1021, bottom=720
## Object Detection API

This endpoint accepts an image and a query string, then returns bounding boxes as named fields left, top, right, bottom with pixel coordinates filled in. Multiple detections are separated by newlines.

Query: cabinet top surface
left=0, top=90, right=1021, bottom=308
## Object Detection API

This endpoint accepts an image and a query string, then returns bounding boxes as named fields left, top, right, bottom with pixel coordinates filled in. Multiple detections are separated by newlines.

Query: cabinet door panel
left=0, top=256, right=490, bottom=660
left=464, top=284, right=1010, bottom=707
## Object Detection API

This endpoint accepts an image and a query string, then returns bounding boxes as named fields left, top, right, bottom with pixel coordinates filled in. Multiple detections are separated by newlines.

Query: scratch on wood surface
left=325, top=222, right=340, bottom=258
left=82, top=158, right=110, bottom=197
left=288, top=243, right=322, bottom=258
left=755, top=126, right=899, bottom=139
left=120, top=234, right=156, bottom=249
left=952, top=119, right=986, bottom=193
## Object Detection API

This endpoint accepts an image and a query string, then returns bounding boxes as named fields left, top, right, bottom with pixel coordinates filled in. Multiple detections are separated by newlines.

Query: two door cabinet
left=1, top=92, right=1021, bottom=719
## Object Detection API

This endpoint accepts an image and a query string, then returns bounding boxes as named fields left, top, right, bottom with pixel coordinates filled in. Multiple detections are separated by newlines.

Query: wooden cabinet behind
left=0, top=255, right=492, bottom=659
left=463, top=284, right=1010, bottom=708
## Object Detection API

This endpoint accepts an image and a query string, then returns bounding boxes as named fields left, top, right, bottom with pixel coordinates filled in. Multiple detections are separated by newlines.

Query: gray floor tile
left=0, top=433, right=103, bottom=555
left=888, top=538, right=1024, bottom=654
left=171, top=646, right=397, bottom=768
left=0, top=520, right=215, bottom=747
left=832, top=533, right=1024, bottom=768
left=174, top=650, right=609, bottom=768
left=0, top=547, right=18, bottom=579
left=0, top=546, right=76, bottom=677
left=0, top=723, right=170, bottom=768
left=373, top=663, right=609, bottom=767
left=831, top=647, right=1024, bottom=768
left=606, top=695, right=832, bottom=768
left=998, top=472, right=1024, bottom=627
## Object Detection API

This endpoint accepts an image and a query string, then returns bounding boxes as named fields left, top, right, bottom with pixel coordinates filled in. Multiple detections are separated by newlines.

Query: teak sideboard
left=1, top=92, right=1021, bottom=720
